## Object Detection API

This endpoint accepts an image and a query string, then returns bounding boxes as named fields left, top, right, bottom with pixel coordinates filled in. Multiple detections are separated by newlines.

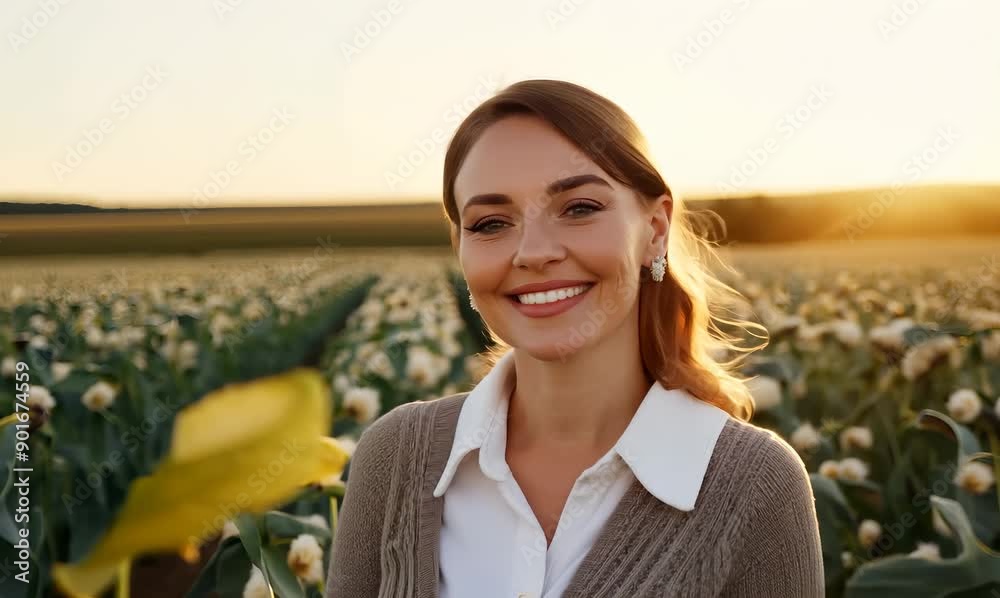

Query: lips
left=510, top=283, right=594, bottom=305
left=506, top=280, right=597, bottom=296
left=507, top=283, right=594, bottom=318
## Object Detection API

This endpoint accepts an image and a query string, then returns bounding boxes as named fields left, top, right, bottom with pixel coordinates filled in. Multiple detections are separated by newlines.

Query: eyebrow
left=461, top=174, right=612, bottom=215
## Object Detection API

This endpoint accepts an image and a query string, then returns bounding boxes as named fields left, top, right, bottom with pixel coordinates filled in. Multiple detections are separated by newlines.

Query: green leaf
left=839, top=479, right=885, bottom=514
left=845, top=496, right=1000, bottom=597
left=234, top=514, right=264, bottom=566
left=260, top=543, right=305, bottom=598
left=915, top=410, right=982, bottom=461
left=185, top=536, right=248, bottom=598
left=263, top=512, right=330, bottom=542
left=811, top=474, right=856, bottom=593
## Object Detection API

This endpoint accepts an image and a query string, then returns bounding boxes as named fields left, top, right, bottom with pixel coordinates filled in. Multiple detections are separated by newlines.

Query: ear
left=645, top=193, right=672, bottom=265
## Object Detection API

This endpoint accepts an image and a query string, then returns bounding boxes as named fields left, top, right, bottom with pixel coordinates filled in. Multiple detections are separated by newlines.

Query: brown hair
left=441, top=79, right=765, bottom=421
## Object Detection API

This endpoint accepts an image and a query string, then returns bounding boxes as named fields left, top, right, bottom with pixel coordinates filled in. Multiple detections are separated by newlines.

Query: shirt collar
left=431, top=349, right=731, bottom=511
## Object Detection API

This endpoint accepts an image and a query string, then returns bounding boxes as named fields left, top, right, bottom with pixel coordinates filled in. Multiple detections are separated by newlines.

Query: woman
left=326, top=79, right=824, bottom=597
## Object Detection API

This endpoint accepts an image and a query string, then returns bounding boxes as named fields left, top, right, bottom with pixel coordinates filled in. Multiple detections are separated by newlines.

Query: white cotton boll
left=746, top=376, right=782, bottom=411
left=287, top=534, right=325, bottom=584
left=790, top=423, right=822, bottom=452
left=343, top=387, right=381, bottom=423
left=51, top=362, right=73, bottom=383
left=1, top=356, right=16, bottom=378
left=27, top=385, right=56, bottom=413
left=954, top=461, right=995, bottom=495
left=304, top=513, right=329, bottom=531
left=82, top=380, right=117, bottom=412
left=946, top=389, right=982, bottom=424
left=406, top=345, right=446, bottom=387
left=769, top=314, right=803, bottom=337
left=364, top=351, right=395, bottom=380
left=221, top=520, right=240, bottom=540
left=841, top=551, right=856, bottom=569
left=28, top=314, right=47, bottom=332
left=982, top=330, right=1000, bottom=362
left=838, top=458, right=870, bottom=481
left=839, top=426, right=873, bottom=451
left=333, top=374, right=350, bottom=393
left=831, top=320, right=864, bottom=348
left=858, top=519, right=882, bottom=549
left=909, top=542, right=941, bottom=561
left=818, top=460, right=841, bottom=479
left=901, top=335, right=958, bottom=381
left=242, top=565, right=270, bottom=598
left=868, top=317, right=914, bottom=353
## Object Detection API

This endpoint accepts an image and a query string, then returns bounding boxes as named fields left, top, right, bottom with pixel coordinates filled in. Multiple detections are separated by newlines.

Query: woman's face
left=454, top=114, right=671, bottom=362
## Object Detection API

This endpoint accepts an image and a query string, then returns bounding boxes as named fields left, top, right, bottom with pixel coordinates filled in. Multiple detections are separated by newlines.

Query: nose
left=511, top=213, right=565, bottom=271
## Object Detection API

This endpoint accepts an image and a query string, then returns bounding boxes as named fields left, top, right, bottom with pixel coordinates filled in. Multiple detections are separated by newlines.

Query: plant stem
left=329, top=496, right=339, bottom=538
left=117, top=559, right=131, bottom=598
left=988, top=430, right=1000, bottom=514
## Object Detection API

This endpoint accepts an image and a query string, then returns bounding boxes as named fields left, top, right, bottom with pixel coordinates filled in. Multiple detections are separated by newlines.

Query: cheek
left=460, top=241, right=508, bottom=292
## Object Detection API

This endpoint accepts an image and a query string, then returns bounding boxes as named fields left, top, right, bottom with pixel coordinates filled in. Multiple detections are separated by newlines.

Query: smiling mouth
left=509, top=283, right=595, bottom=305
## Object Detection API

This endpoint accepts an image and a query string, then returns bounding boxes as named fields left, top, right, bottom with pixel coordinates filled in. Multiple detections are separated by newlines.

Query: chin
left=513, top=334, right=592, bottom=364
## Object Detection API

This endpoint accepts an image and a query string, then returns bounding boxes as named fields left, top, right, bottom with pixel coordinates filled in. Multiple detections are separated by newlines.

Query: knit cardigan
left=325, top=392, right=825, bottom=598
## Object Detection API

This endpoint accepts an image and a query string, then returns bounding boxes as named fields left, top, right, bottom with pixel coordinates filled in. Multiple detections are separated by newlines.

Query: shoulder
left=355, top=392, right=469, bottom=455
left=714, top=418, right=825, bottom=595
left=712, top=417, right=813, bottom=502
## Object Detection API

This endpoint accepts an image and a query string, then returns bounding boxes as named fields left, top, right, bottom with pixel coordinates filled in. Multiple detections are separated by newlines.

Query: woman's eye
left=466, top=219, right=507, bottom=234
left=565, top=202, right=601, bottom=217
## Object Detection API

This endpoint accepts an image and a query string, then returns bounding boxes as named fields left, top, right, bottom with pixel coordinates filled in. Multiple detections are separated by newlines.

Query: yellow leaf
left=312, top=436, right=352, bottom=484
left=52, top=368, right=344, bottom=598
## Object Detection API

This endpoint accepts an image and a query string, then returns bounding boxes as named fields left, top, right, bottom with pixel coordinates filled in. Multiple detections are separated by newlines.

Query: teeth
left=516, top=284, right=591, bottom=305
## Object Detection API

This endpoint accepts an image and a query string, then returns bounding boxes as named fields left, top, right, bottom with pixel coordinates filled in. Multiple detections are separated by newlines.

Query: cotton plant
left=320, top=267, right=479, bottom=434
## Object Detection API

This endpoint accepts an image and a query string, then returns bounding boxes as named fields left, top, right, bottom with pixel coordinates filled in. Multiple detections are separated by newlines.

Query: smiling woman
left=326, top=79, right=825, bottom=598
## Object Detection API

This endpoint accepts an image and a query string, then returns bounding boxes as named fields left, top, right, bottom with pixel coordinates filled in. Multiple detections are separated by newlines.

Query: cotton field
left=0, top=240, right=998, bottom=597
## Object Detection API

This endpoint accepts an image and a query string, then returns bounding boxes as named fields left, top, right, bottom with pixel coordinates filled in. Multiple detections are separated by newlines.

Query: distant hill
left=1, top=184, right=998, bottom=255
left=0, top=201, right=109, bottom=214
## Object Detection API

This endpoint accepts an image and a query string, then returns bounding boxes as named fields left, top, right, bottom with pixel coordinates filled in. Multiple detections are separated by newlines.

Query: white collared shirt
left=432, top=349, right=730, bottom=598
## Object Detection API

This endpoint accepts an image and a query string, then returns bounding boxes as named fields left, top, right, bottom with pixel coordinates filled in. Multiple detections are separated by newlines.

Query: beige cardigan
left=325, top=392, right=825, bottom=597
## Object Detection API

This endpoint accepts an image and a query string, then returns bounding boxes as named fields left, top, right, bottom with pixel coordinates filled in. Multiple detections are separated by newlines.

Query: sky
left=1, top=0, right=998, bottom=208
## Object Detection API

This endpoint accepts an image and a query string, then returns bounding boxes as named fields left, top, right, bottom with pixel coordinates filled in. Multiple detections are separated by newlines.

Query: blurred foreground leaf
left=51, top=368, right=349, bottom=598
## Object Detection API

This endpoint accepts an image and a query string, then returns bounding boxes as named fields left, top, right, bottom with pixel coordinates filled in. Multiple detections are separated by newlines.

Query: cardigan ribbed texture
left=325, top=392, right=825, bottom=597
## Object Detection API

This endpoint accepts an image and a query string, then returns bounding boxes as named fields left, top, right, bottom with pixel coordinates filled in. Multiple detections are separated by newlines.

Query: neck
left=505, top=306, right=651, bottom=454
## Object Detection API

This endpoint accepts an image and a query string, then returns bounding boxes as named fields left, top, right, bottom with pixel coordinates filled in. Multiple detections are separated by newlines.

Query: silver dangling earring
left=469, top=293, right=479, bottom=312
left=650, top=255, right=666, bottom=282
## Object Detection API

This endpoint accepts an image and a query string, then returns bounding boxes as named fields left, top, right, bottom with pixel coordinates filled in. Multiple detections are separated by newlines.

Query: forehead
left=454, top=115, right=610, bottom=204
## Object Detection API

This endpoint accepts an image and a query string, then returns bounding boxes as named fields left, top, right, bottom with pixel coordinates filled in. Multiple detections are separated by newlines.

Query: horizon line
left=1, top=180, right=998, bottom=210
